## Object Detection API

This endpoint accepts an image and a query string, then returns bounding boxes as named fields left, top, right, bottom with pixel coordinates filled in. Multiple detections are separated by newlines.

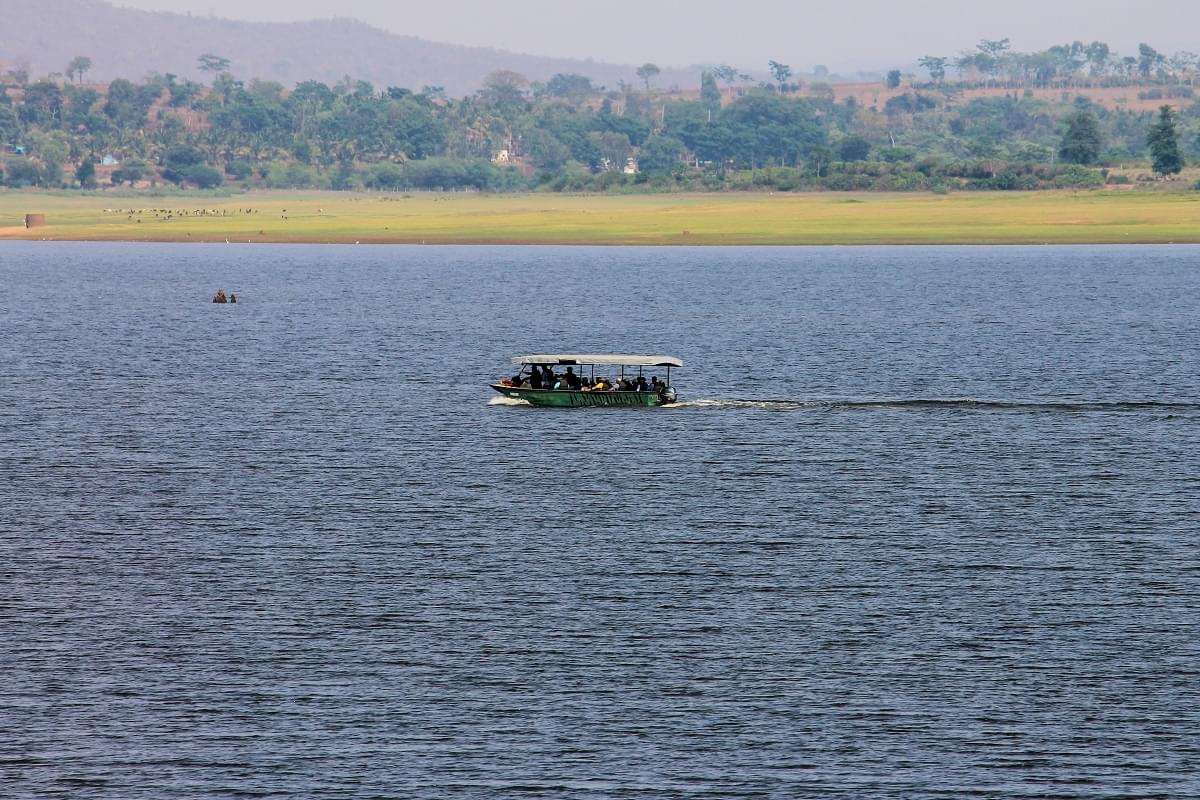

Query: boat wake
left=669, top=398, right=1200, bottom=413
left=488, top=396, right=531, bottom=406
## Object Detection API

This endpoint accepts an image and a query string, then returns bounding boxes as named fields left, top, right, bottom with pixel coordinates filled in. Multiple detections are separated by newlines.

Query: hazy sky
left=116, top=0, right=1200, bottom=70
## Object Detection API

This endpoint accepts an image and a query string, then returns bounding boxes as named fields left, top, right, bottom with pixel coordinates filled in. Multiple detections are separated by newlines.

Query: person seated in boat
left=528, top=368, right=543, bottom=390
left=650, top=376, right=663, bottom=393
left=564, top=366, right=582, bottom=390
left=592, top=377, right=608, bottom=391
left=539, top=365, right=555, bottom=387
left=616, top=377, right=634, bottom=391
left=212, top=288, right=227, bottom=303
left=635, top=376, right=649, bottom=392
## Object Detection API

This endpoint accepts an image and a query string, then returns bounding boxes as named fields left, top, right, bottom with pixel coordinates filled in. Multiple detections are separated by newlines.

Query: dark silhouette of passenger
left=229, top=293, right=237, bottom=304
left=635, top=376, right=649, bottom=392
left=212, top=289, right=227, bottom=303
left=529, top=368, right=543, bottom=390
left=564, top=366, right=582, bottom=390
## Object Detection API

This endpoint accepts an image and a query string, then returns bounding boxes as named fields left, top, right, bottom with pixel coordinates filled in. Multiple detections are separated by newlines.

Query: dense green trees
left=75, top=158, right=96, bottom=188
left=700, top=72, right=721, bottom=113
left=708, top=94, right=824, bottom=167
left=0, top=41, right=1196, bottom=193
left=839, top=135, right=871, bottom=162
left=545, top=73, right=594, bottom=101
left=19, top=81, right=63, bottom=127
left=5, top=159, right=40, bottom=186
left=111, top=160, right=147, bottom=186
left=1147, top=105, right=1184, bottom=176
left=638, top=136, right=686, bottom=175
left=1059, top=109, right=1103, bottom=164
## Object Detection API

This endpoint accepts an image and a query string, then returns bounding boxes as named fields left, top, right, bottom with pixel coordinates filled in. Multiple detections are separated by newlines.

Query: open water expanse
left=1, top=242, right=1199, bottom=799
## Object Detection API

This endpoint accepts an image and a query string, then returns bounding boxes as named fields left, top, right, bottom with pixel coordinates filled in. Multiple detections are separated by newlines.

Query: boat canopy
left=512, top=354, right=683, bottom=368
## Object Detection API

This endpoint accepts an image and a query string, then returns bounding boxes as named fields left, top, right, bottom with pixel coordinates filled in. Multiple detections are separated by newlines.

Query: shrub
left=877, top=146, right=915, bottom=163
left=822, top=172, right=878, bottom=191
left=225, top=161, right=253, bottom=180
left=595, top=170, right=630, bottom=191
left=284, top=163, right=317, bottom=188
left=402, top=158, right=497, bottom=190
left=4, top=158, right=42, bottom=186
left=182, top=164, right=223, bottom=189
left=330, top=162, right=358, bottom=191
left=966, top=172, right=1037, bottom=190
left=111, top=159, right=149, bottom=186
left=877, top=171, right=929, bottom=191
left=556, top=160, right=594, bottom=191
left=363, top=163, right=405, bottom=190
left=161, top=145, right=206, bottom=184
left=838, top=135, right=871, bottom=162
left=1052, top=165, right=1105, bottom=188
left=75, top=159, right=97, bottom=189
left=262, top=161, right=317, bottom=189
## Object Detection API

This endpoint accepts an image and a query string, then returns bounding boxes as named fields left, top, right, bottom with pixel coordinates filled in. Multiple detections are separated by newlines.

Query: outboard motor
left=660, top=386, right=678, bottom=404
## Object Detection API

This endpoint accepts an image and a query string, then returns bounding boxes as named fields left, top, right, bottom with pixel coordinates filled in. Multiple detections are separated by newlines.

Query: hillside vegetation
left=1, top=31, right=1198, bottom=195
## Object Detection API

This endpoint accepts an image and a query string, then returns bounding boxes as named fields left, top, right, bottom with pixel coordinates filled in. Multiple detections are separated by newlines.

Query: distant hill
left=0, top=0, right=701, bottom=96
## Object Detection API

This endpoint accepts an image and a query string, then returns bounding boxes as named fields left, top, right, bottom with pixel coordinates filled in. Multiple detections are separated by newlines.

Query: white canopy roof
left=512, top=354, right=683, bottom=368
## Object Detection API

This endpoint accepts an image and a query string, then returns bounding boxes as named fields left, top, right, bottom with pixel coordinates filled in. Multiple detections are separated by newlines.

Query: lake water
left=2, top=242, right=1198, bottom=799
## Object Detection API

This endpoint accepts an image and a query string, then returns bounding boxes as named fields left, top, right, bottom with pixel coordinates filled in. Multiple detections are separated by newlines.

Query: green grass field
left=2, top=190, right=1199, bottom=245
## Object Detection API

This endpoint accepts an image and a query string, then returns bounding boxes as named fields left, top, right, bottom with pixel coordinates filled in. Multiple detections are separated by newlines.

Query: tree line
left=0, top=49, right=1194, bottom=193
left=910, top=40, right=1200, bottom=89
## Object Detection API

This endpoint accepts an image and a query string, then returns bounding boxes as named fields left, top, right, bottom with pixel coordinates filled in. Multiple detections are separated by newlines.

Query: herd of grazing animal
left=103, top=207, right=271, bottom=223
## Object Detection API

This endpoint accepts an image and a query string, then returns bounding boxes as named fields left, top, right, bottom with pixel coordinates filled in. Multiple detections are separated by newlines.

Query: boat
left=491, top=354, right=682, bottom=407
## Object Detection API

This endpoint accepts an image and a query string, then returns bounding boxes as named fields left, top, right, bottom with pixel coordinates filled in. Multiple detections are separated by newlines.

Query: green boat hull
left=491, top=384, right=673, bottom=408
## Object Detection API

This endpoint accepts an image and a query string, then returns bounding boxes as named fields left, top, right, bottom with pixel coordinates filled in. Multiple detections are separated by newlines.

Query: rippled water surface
left=2, top=243, right=1199, bottom=798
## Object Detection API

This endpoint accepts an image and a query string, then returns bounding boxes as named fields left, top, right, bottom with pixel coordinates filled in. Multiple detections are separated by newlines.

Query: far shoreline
left=2, top=189, right=1198, bottom=246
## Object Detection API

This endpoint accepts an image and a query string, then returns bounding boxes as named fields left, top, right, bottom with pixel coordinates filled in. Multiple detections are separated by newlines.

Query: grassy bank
left=2, top=190, right=1199, bottom=245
